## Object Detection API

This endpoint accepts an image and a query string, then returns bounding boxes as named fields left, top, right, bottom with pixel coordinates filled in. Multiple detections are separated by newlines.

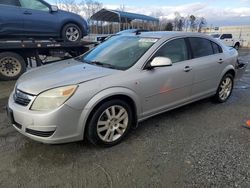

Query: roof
left=90, top=9, right=159, bottom=23
left=122, top=31, right=215, bottom=40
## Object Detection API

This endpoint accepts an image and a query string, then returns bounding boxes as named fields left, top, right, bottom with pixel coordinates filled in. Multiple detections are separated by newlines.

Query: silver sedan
left=7, top=32, right=239, bottom=146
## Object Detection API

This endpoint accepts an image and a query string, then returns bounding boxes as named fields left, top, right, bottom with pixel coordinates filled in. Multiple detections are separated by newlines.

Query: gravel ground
left=0, top=49, right=249, bottom=188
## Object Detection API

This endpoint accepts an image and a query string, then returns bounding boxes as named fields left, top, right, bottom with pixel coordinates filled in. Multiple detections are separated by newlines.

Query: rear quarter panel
left=218, top=46, right=238, bottom=85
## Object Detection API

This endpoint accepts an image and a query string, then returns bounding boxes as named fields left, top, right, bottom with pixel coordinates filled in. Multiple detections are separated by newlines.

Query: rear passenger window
left=0, top=0, right=20, bottom=6
left=154, top=38, right=188, bottom=63
left=211, top=42, right=222, bottom=54
left=189, top=37, right=213, bottom=58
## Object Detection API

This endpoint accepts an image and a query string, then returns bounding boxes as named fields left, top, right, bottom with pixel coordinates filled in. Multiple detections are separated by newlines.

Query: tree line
left=55, top=1, right=207, bottom=33
left=54, top=0, right=103, bottom=20
left=160, top=12, right=207, bottom=32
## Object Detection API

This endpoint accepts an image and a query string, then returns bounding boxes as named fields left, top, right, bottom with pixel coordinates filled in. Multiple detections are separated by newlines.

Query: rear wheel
left=62, top=23, right=82, bottom=42
left=86, top=99, right=133, bottom=147
left=214, top=73, right=234, bottom=103
left=0, top=52, right=26, bottom=81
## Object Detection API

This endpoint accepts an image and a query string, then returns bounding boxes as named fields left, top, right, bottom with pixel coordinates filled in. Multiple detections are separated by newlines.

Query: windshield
left=82, top=35, right=158, bottom=70
left=211, top=34, right=220, bottom=38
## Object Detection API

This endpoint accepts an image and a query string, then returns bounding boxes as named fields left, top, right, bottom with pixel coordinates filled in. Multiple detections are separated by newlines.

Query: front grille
left=14, top=89, right=34, bottom=106
left=26, top=128, right=55, bottom=138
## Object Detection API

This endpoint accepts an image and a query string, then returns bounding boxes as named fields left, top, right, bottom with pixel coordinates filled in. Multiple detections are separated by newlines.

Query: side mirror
left=149, top=57, right=172, bottom=69
left=51, top=5, right=58, bottom=12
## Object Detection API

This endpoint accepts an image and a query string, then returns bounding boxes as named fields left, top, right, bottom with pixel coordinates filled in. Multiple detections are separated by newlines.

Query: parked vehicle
left=0, top=39, right=94, bottom=81
left=96, top=29, right=149, bottom=43
left=211, top=33, right=241, bottom=50
left=0, top=0, right=89, bottom=42
left=7, top=32, right=241, bottom=146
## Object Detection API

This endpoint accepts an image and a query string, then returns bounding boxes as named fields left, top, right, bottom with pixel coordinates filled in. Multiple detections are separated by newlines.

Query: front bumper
left=7, top=92, right=85, bottom=144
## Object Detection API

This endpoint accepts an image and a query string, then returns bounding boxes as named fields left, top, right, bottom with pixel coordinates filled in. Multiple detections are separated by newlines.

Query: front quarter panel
left=58, top=10, right=88, bottom=35
left=74, top=86, right=141, bottom=138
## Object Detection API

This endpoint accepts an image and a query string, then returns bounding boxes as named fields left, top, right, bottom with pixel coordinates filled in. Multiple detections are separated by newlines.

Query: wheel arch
left=216, top=65, right=236, bottom=89
left=234, top=42, right=240, bottom=46
left=220, top=65, right=236, bottom=79
left=60, top=21, right=84, bottom=37
left=225, top=69, right=236, bottom=78
left=80, top=87, right=142, bottom=138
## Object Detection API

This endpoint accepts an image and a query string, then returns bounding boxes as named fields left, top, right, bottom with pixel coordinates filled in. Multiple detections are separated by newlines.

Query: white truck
left=211, top=34, right=241, bottom=50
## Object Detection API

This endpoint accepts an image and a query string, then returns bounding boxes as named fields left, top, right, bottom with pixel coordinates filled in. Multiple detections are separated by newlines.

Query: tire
left=234, top=43, right=240, bottom=50
left=214, top=73, right=234, bottom=103
left=0, top=52, right=26, bottom=81
left=62, top=23, right=82, bottom=42
left=86, top=99, right=133, bottom=147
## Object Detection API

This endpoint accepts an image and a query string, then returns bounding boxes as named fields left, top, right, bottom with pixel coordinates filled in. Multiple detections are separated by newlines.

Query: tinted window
left=154, top=38, right=188, bottom=63
left=0, top=0, right=20, bottom=6
left=189, top=37, right=213, bottom=58
left=221, top=34, right=232, bottom=39
left=19, top=0, right=49, bottom=11
left=211, top=42, right=222, bottom=54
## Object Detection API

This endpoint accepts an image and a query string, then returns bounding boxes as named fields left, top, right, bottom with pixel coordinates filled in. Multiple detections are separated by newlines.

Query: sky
left=48, top=0, right=250, bottom=26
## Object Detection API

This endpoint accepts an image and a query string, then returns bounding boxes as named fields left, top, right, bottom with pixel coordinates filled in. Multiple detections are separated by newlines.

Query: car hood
left=16, top=59, right=118, bottom=95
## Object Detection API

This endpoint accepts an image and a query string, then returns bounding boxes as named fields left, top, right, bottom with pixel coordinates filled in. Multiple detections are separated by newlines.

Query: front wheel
left=86, top=99, right=133, bottom=147
left=62, top=23, right=82, bottom=42
left=214, top=74, right=234, bottom=103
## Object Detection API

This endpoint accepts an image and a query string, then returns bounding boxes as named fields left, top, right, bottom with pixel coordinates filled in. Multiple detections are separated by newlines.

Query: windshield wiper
left=89, top=61, right=118, bottom=69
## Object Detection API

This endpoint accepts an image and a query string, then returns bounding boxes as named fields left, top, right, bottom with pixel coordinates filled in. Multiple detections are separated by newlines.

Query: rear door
left=0, top=0, right=24, bottom=36
left=18, top=0, right=59, bottom=36
left=139, top=38, right=194, bottom=117
left=188, top=37, right=225, bottom=99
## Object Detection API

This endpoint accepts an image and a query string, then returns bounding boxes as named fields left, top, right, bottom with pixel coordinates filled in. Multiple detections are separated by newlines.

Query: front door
left=139, top=38, right=194, bottom=117
left=19, top=0, right=59, bottom=36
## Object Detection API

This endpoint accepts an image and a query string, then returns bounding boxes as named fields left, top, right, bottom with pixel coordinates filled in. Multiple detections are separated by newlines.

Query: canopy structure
left=90, top=9, right=159, bottom=23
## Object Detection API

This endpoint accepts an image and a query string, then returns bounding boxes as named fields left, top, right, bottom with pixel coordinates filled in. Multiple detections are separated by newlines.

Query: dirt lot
left=0, top=49, right=250, bottom=188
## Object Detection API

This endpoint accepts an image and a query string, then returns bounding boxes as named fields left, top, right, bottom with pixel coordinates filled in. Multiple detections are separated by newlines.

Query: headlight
left=31, top=85, right=78, bottom=111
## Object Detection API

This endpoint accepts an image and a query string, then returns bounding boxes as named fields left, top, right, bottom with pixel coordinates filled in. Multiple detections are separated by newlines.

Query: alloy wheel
left=97, top=105, right=129, bottom=142
left=65, top=27, right=80, bottom=42
left=219, top=77, right=233, bottom=101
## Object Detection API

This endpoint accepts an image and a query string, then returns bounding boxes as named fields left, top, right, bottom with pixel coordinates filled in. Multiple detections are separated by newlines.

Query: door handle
left=24, top=11, right=32, bottom=15
left=184, top=66, right=192, bottom=72
left=218, top=58, right=224, bottom=64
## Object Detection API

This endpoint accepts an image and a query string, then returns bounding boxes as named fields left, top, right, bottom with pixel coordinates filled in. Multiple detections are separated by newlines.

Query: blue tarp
left=90, top=9, right=159, bottom=23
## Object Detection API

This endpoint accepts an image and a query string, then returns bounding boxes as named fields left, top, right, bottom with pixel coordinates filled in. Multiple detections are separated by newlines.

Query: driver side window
left=19, top=0, right=49, bottom=11
left=154, top=38, right=189, bottom=64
